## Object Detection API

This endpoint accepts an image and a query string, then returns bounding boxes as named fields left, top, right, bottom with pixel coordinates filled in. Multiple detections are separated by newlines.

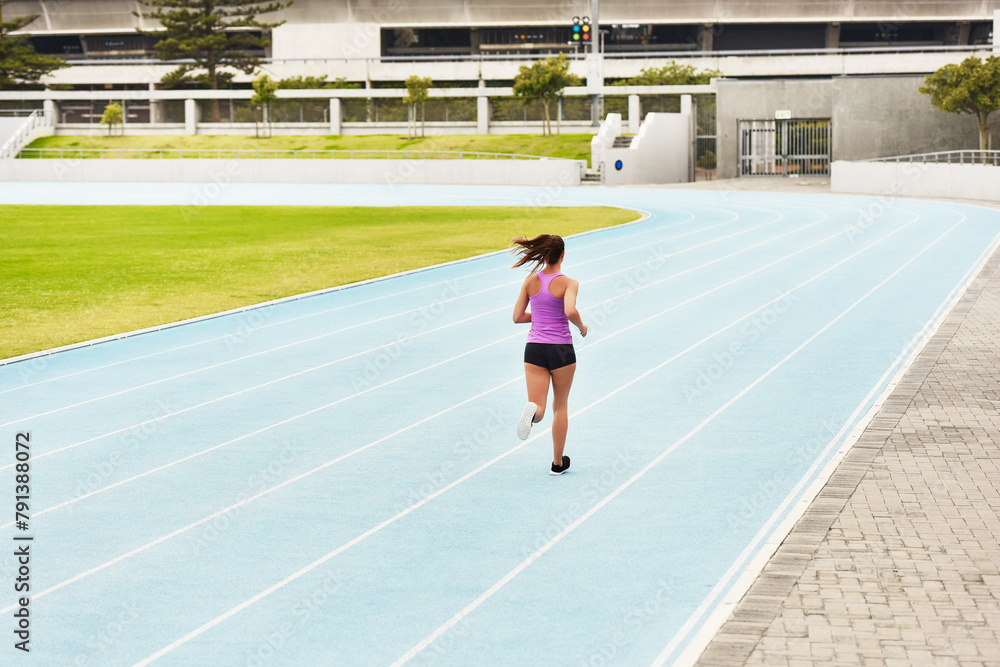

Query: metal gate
left=694, top=95, right=717, bottom=181
left=738, top=119, right=831, bottom=176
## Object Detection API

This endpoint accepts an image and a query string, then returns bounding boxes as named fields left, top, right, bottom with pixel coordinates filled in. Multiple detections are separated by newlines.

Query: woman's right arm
left=563, top=280, right=588, bottom=337
left=513, top=278, right=532, bottom=324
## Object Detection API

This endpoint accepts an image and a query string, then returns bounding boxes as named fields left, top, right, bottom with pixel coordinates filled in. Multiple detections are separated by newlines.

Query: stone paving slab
left=694, top=234, right=1000, bottom=666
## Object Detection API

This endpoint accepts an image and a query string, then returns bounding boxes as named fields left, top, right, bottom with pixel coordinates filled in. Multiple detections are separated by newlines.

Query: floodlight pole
left=588, top=0, right=603, bottom=126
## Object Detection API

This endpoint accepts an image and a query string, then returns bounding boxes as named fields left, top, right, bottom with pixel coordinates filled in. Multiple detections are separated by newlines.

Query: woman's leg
left=524, top=363, right=550, bottom=423
left=549, top=363, right=576, bottom=465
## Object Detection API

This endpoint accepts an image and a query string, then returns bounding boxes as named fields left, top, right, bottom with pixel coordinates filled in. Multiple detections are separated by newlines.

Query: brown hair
left=510, top=234, right=565, bottom=272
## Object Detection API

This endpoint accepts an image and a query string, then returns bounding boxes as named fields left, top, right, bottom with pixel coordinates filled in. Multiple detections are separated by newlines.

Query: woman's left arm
left=513, top=279, right=532, bottom=324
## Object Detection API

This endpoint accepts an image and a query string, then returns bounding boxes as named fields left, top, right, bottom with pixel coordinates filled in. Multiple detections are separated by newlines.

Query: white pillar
left=149, top=82, right=163, bottom=124
left=628, top=94, right=640, bottom=133
left=184, top=99, right=198, bottom=135
left=680, top=94, right=693, bottom=115
left=995, top=11, right=999, bottom=52
left=43, top=99, right=57, bottom=125
left=329, top=98, right=342, bottom=134
left=477, top=95, right=490, bottom=134
left=680, top=95, right=694, bottom=182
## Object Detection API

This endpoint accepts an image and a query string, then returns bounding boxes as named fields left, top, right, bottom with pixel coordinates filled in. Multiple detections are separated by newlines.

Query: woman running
left=511, top=234, right=588, bottom=475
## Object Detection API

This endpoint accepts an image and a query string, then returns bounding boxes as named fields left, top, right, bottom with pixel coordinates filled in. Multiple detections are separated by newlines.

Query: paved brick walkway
left=695, top=244, right=1000, bottom=666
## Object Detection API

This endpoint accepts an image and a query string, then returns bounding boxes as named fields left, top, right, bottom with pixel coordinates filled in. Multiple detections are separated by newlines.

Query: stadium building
left=5, top=0, right=997, bottom=85
left=2, top=1, right=999, bottom=181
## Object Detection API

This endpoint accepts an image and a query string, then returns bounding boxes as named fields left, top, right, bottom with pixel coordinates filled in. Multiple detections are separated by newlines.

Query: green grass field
left=1, top=205, right=639, bottom=359
left=25, top=134, right=594, bottom=163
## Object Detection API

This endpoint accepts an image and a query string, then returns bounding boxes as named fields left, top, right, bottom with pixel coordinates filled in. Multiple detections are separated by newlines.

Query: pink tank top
left=527, top=271, right=573, bottom=345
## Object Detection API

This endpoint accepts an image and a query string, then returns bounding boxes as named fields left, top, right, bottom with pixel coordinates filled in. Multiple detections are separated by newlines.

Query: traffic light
left=572, top=16, right=591, bottom=43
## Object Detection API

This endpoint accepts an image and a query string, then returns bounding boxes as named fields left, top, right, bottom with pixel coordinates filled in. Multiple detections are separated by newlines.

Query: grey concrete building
left=715, top=75, right=1000, bottom=179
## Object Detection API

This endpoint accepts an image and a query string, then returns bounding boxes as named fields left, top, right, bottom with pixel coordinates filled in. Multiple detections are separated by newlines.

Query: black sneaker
left=550, top=455, right=571, bottom=476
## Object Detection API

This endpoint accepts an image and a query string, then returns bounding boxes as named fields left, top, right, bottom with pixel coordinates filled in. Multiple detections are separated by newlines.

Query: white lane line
left=3, top=199, right=811, bottom=403
left=0, top=207, right=857, bottom=532
left=0, top=206, right=825, bottom=518
left=0, top=219, right=684, bottom=427
left=125, top=211, right=926, bottom=665
left=1, top=206, right=793, bottom=465
left=0, top=205, right=685, bottom=390
left=4, top=376, right=523, bottom=619
left=0, top=329, right=523, bottom=532
left=0, top=204, right=854, bottom=609
left=0, top=207, right=734, bottom=424
left=664, top=222, right=998, bottom=667
left=394, top=215, right=962, bottom=667
left=0, top=270, right=495, bottom=394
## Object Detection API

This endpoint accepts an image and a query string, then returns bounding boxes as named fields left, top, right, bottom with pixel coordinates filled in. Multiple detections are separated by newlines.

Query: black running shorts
left=524, top=343, right=576, bottom=371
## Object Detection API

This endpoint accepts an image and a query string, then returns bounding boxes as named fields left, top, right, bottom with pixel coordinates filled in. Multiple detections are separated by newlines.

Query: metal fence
left=870, top=150, right=1000, bottom=166
left=694, top=95, right=716, bottom=181
left=16, top=148, right=573, bottom=161
left=738, top=118, right=831, bottom=177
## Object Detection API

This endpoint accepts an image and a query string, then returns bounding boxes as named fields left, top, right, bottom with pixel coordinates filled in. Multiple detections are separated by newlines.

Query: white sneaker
left=517, top=402, right=537, bottom=440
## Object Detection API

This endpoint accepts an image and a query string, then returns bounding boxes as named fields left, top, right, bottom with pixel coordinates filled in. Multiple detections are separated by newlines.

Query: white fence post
left=628, top=95, right=640, bottom=134
left=184, top=99, right=197, bottom=135
left=330, top=98, right=342, bottom=135
left=994, top=11, right=999, bottom=53
left=43, top=99, right=57, bottom=124
left=477, top=95, right=490, bottom=134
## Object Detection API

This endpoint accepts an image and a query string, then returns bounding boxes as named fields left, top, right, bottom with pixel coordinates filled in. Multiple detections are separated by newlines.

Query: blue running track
left=1, top=185, right=998, bottom=666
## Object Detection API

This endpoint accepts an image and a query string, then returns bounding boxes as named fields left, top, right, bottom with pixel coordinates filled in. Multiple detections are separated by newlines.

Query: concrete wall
left=9, top=0, right=998, bottom=33
left=716, top=79, right=833, bottom=179
left=603, top=111, right=692, bottom=185
left=0, top=118, right=27, bottom=146
left=831, top=76, right=999, bottom=160
left=716, top=75, right=1000, bottom=179
left=590, top=113, right=622, bottom=176
left=32, top=49, right=998, bottom=87
left=0, top=158, right=584, bottom=187
left=831, top=160, right=1000, bottom=201
left=271, top=23, right=381, bottom=61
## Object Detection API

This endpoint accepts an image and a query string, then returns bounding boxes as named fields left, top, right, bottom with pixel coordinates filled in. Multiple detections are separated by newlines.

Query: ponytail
left=510, top=234, right=565, bottom=272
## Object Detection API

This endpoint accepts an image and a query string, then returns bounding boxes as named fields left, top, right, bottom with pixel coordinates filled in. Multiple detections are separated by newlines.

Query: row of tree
left=1, top=0, right=999, bottom=146
left=227, top=57, right=718, bottom=140
left=246, top=73, right=429, bottom=138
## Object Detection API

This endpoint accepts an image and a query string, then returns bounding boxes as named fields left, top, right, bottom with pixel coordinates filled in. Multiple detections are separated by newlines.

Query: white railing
left=870, top=150, right=1000, bottom=166
left=0, top=110, right=55, bottom=160
left=56, top=44, right=996, bottom=66
left=17, top=148, right=573, bottom=161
